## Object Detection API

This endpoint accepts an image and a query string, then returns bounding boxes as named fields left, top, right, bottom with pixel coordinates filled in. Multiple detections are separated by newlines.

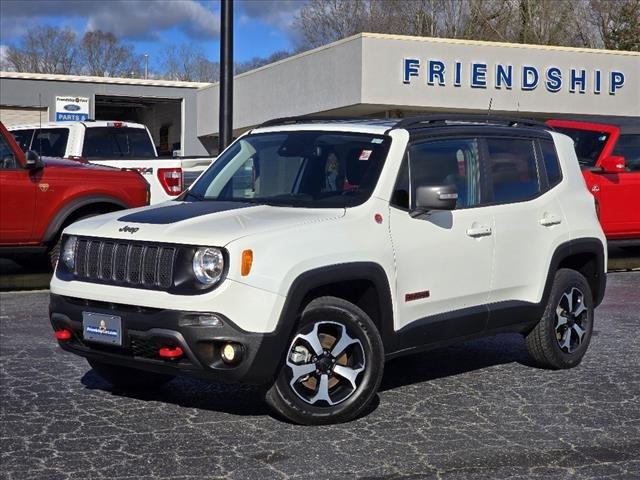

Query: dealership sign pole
left=219, top=0, right=233, bottom=152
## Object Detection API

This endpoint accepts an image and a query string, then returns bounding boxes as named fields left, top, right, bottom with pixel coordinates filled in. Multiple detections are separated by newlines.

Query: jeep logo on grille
left=119, top=226, right=139, bottom=234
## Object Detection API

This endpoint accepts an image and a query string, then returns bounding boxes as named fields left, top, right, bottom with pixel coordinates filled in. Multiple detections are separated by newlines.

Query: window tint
left=487, top=137, right=540, bottom=203
left=613, top=134, right=640, bottom=172
left=10, top=129, right=34, bottom=152
left=540, top=140, right=562, bottom=186
left=32, top=128, right=69, bottom=157
left=407, top=138, right=481, bottom=209
left=0, top=134, right=19, bottom=169
left=83, top=127, right=155, bottom=158
left=391, top=156, right=410, bottom=208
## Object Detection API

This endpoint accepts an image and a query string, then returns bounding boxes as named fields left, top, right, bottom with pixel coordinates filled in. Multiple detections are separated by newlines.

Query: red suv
left=0, top=121, right=149, bottom=267
left=547, top=120, right=640, bottom=249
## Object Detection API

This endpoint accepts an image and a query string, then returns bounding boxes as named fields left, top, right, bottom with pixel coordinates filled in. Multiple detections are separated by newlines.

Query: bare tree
left=235, top=50, right=295, bottom=74
left=79, top=30, right=142, bottom=77
left=590, top=0, right=640, bottom=50
left=161, top=45, right=219, bottom=82
left=292, top=0, right=637, bottom=50
left=5, top=26, right=78, bottom=74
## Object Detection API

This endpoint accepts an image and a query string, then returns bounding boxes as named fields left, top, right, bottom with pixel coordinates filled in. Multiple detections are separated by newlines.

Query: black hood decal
left=118, top=201, right=254, bottom=225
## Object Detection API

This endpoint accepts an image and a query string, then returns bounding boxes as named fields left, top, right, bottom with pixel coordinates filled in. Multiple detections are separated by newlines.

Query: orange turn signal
left=241, top=249, right=253, bottom=276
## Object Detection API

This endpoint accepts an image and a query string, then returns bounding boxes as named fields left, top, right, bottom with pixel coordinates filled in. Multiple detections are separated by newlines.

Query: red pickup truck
left=0, top=121, right=149, bottom=267
left=547, top=120, right=640, bottom=250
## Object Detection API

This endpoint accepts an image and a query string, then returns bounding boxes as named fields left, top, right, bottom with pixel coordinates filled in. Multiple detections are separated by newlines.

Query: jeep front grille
left=74, top=238, right=176, bottom=289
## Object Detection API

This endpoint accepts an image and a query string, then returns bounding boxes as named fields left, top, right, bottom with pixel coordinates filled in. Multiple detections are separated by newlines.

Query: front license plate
left=82, top=312, right=122, bottom=346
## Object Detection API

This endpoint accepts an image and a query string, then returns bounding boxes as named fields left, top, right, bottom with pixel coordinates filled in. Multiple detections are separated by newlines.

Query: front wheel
left=266, top=296, right=384, bottom=425
left=525, top=269, right=595, bottom=369
left=88, top=360, right=174, bottom=390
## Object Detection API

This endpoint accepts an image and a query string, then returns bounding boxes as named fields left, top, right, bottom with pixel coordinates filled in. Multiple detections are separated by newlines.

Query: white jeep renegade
left=50, top=115, right=607, bottom=425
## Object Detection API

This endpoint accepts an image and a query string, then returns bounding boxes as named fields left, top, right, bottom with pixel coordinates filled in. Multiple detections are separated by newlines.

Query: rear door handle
left=466, top=225, right=492, bottom=237
left=540, top=214, right=562, bottom=227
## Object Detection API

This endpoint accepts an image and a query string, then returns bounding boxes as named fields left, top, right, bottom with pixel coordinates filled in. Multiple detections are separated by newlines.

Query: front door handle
left=466, top=225, right=492, bottom=237
left=540, top=214, right=562, bottom=227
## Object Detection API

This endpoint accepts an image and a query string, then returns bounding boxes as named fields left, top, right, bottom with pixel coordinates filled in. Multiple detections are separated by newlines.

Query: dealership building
left=1, top=33, right=638, bottom=155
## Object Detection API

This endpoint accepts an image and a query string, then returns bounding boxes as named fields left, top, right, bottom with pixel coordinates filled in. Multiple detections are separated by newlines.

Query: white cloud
left=238, top=0, right=306, bottom=29
left=0, top=0, right=220, bottom=41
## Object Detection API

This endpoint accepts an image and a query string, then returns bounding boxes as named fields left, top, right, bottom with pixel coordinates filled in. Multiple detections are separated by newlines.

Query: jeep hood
left=66, top=201, right=345, bottom=246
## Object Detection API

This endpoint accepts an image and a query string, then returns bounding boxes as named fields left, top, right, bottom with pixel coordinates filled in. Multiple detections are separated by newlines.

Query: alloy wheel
left=285, top=321, right=366, bottom=406
left=555, top=287, right=589, bottom=353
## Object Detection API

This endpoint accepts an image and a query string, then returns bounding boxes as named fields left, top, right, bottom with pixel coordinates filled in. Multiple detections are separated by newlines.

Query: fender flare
left=542, top=237, right=607, bottom=308
left=275, top=262, right=396, bottom=351
left=43, top=195, right=128, bottom=243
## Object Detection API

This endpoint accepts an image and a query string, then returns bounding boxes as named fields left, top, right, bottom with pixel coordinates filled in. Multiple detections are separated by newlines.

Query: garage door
left=0, top=106, right=48, bottom=126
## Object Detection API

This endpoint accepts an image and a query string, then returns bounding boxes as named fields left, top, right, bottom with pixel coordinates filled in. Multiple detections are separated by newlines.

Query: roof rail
left=393, top=115, right=549, bottom=130
left=258, top=115, right=372, bottom=128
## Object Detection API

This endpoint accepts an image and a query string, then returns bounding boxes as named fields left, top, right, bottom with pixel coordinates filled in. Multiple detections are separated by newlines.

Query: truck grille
left=74, top=238, right=176, bottom=289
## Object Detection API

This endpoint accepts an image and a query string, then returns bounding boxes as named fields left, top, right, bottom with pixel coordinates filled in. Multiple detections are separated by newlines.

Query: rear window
left=10, top=129, right=34, bottom=152
left=554, top=127, right=609, bottom=167
left=32, top=128, right=69, bottom=157
left=487, top=138, right=540, bottom=204
left=613, top=134, right=640, bottom=172
left=82, top=127, right=155, bottom=158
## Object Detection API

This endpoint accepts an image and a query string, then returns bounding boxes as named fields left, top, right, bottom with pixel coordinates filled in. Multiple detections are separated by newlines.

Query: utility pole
left=219, top=0, right=233, bottom=152
left=144, top=54, right=149, bottom=79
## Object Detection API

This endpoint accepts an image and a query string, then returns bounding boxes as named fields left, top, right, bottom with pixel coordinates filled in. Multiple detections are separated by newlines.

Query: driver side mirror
left=413, top=184, right=458, bottom=213
left=25, top=150, right=44, bottom=170
left=599, top=155, right=626, bottom=174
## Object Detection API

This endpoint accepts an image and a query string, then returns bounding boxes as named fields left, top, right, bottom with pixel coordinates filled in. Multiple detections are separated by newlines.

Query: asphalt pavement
left=1, top=273, right=639, bottom=480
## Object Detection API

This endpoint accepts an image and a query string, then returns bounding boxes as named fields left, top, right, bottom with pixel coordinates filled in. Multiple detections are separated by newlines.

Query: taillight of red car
left=158, top=168, right=183, bottom=195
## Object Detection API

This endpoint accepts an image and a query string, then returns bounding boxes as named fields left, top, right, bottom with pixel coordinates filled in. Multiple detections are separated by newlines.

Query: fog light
left=221, top=343, right=243, bottom=365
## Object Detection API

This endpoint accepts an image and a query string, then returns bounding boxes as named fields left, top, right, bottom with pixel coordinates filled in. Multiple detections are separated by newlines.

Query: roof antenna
left=38, top=93, right=43, bottom=156
left=487, top=97, right=493, bottom=116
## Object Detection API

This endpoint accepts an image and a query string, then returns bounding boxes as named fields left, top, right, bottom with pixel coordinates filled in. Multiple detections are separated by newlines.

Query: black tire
left=88, top=360, right=174, bottom=390
left=266, top=296, right=384, bottom=425
left=525, top=268, right=594, bottom=369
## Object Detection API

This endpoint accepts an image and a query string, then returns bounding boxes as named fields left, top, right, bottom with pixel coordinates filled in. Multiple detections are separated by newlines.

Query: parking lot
left=0, top=272, right=638, bottom=480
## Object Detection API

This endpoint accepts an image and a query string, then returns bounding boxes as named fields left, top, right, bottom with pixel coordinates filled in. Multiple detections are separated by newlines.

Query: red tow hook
left=54, top=329, right=72, bottom=341
left=159, top=346, right=184, bottom=360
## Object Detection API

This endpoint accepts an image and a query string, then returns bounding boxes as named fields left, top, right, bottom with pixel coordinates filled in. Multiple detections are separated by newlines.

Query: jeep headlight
left=192, top=247, right=224, bottom=285
left=61, top=235, right=77, bottom=270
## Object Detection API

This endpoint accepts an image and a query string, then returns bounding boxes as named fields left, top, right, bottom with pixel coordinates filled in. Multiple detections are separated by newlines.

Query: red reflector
left=159, top=346, right=183, bottom=359
left=158, top=168, right=183, bottom=196
left=55, top=329, right=72, bottom=341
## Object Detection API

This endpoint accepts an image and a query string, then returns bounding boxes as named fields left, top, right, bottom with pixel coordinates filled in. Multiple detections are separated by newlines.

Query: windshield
left=185, top=131, right=391, bottom=208
left=554, top=127, right=609, bottom=167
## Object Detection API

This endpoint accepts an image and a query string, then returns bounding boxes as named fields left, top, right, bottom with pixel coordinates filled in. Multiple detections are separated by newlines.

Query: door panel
left=590, top=171, right=640, bottom=239
left=390, top=207, right=494, bottom=333
left=389, top=136, right=493, bottom=336
left=0, top=169, right=37, bottom=243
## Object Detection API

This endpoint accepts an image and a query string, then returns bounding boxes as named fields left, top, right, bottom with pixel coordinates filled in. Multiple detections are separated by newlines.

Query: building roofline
left=358, top=32, right=640, bottom=56
left=0, top=71, right=211, bottom=88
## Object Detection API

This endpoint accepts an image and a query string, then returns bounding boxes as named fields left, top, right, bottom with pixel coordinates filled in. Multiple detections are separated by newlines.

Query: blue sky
left=0, top=0, right=306, bottom=70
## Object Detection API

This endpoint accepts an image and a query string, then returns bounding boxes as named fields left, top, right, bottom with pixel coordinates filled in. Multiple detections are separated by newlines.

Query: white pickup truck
left=8, top=121, right=212, bottom=204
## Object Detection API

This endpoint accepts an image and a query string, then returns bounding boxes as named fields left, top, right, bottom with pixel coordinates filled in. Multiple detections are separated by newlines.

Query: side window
left=487, top=137, right=540, bottom=204
left=32, top=128, right=69, bottom=158
left=540, top=140, right=562, bottom=187
left=407, top=138, right=481, bottom=209
left=613, top=134, right=640, bottom=172
left=0, top=134, right=19, bottom=169
left=10, top=129, right=34, bottom=153
left=391, top=156, right=410, bottom=209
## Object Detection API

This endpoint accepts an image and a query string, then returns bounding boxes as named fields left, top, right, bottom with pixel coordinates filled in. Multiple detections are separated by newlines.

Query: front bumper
left=49, top=294, right=288, bottom=385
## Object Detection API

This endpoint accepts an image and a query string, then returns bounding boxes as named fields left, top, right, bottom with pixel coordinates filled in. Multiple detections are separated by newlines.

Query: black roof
left=258, top=114, right=551, bottom=132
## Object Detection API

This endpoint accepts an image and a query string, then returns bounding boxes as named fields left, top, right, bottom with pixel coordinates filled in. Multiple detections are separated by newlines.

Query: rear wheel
left=266, top=296, right=384, bottom=425
left=88, top=360, right=174, bottom=390
left=525, top=269, right=594, bottom=369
